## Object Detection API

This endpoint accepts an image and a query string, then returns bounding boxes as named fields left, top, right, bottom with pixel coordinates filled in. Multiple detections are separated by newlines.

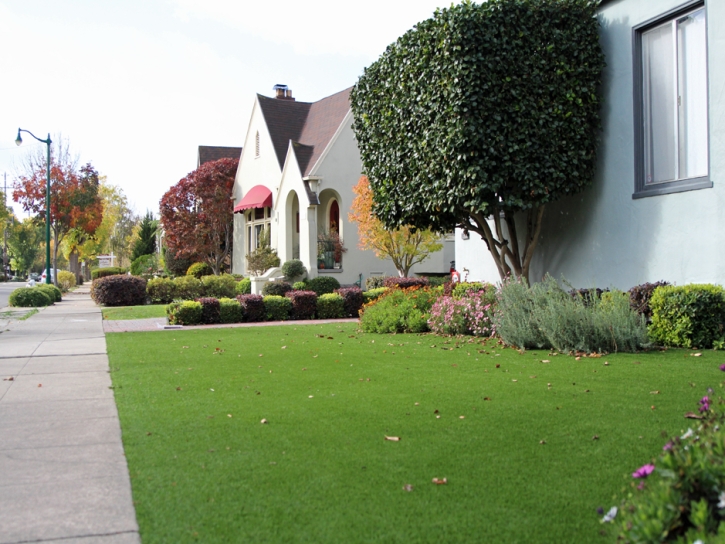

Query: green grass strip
left=107, top=325, right=723, bottom=543
left=102, top=305, right=167, bottom=320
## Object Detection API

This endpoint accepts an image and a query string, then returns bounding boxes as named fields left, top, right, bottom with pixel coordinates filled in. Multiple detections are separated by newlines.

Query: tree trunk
left=69, top=250, right=80, bottom=284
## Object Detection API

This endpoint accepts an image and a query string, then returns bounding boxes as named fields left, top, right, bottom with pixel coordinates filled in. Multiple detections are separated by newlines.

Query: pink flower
left=720, top=363, right=725, bottom=372
left=632, top=464, right=655, bottom=479
left=663, top=441, right=672, bottom=451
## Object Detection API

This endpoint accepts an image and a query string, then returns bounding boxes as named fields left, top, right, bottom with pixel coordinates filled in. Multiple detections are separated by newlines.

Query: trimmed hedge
left=174, top=276, right=203, bottom=301
left=187, top=263, right=212, bottom=278
left=263, top=295, right=291, bottom=321
left=92, top=267, right=126, bottom=280
left=649, top=284, right=725, bottom=349
left=196, top=297, right=221, bottom=324
left=286, top=290, right=317, bottom=320
left=91, top=275, right=147, bottom=306
left=167, top=301, right=203, bottom=325
left=9, top=288, right=52, bottom=307
left=263, top=281, right=293, bottom=297
left=292, top=281, right=307, bottom=291
left=317, top=293, right=345, bottom=319
left=335, top=287, right=364, bottom=317
left=281, top=259, right=306, bottom=280
left=57, top=270, right=76, bottom=292
left=307, top=276, right=341, bottom=296
left=237, top=294, right=264, bottom=322
left=147, top=277, right=176, bottom=304
left=201, top=274, right=236, bottom=299
left=383, top=276, right=429, bottom=289
left=219, top=298, right=243, bottom=324
left=236, top=277, right=251, bottom=295
left=37, top=284, right=62, bottom=303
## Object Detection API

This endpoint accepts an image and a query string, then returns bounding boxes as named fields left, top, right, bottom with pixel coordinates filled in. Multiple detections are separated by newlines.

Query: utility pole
left=3, top=172, right=7, bottom=277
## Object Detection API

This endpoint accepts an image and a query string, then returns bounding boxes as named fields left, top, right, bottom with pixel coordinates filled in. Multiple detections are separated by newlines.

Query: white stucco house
left=457, top=0, right=724, bottom=289
left=231, top=84, right=454, bottom=288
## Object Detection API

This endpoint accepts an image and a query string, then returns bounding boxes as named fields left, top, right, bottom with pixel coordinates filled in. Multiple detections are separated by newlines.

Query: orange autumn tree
left=349, top=175, right=443, bottom=277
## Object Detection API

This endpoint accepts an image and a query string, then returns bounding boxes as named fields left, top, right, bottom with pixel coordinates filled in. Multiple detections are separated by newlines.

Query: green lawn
left=102, top=305, right=167, bottom=320
left=106, top=324, right=723, bottom=543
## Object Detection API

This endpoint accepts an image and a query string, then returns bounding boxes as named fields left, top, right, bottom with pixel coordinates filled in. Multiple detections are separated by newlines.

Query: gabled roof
left=257, top=87, right=352, bottom=176
left=198, top=145, right=242, bottom=167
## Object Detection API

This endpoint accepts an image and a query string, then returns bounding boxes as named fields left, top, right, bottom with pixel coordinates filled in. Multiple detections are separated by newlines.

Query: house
left=456, top=0, right=724, bottom=289
left=231, top=84, right=454, bottom=287
left=198, top=145, right=243, bottom=167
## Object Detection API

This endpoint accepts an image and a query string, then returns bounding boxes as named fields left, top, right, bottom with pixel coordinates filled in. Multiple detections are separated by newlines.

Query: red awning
left=234, top=185, right=273, bottom=213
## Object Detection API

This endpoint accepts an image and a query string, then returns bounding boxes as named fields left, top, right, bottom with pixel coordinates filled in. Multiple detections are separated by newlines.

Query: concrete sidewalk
left=0, top=287, right=140, bottom=544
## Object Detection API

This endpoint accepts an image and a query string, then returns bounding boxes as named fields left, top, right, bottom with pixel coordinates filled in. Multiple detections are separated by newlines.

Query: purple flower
left=699, top=396, right=710, bottom=413
left=596, top=507, right=604, bottom=515
left=720, top=363, right=725, bottom=372
left=663, top=441, right=673, bottom=451
left=632, top=464, right=655, bottom=479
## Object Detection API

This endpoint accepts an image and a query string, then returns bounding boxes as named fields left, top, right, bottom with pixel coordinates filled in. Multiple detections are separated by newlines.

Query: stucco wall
left=457, top=0, right=724, bottom=289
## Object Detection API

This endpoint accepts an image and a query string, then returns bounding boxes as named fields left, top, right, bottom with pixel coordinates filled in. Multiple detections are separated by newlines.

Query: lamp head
left=14, top=129, right=22, bottom=146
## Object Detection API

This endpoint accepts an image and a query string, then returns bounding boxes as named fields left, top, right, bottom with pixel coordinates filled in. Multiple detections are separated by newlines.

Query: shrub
left=262, top=281, right=293, bottom=297
left=611, top=392, right=725, bottom=542
left=9, top=287, right=52, bottom=307
left=360, top=287, right=438, bottom=333
left=91, top=275, right=147, bottom=307
left=147, top=277, right=176, bottom=304
left=130, top=254, right=158, bottom=277
left=428, top=290, right=495, bottom=337
left=263, top=295, right=291, bottom=321
left=423, top=276, right=449, bottom=288
left=292, top=281, right=307, bottom=291
left=92, top=267, right=126, bottom=280
left=237, top=294, right=264, bottom=322
left=286, top=290, right=317, bottom=320
left=363, top=287, right=388, bottom=304
left=187, top=262, right=212, bottom=278
left=196, top=297, right=221, bottom=324
left=649, top=284, right=725, bottom=349
left=219, top=298, right=243, bottom=324
left=201, top=274, right=236, bottom=299
left=281, top=259, right=306, bottom=280
left=383, top=276, right=429, bottom=289
left=317, top=293, right=345, bottom=319
left=167, top=301, right=203, bottom=325
left=236, top=277, right=251, bottom=295
left=629, top=281, right=670, bottom=322
left=568, top=287, right=609, bottom=307
left=37, top=284, right=62, bottom=303
left=335, top=287, right=364, bottom=317
left=57, top=271, right=76, bottom=292
left=173, top=276, right=203, bottom=300
left=306, top=276, right=341, bottom=296
left=365, top=276, right=387, bottom=290
left=246, top=228, right=280, bottom=276
left=496, top=276, right=648, bottom=353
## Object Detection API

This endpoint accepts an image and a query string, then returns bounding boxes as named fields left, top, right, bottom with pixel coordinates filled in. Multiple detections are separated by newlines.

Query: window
left=329, top=200, right=340, bottom=233
left=245, top=207, right=271, bottom=254
left=634, top=3, right=710, bottom=198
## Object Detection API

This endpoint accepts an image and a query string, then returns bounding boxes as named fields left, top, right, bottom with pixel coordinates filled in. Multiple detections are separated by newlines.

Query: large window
left=245, top=207, right=271, bottom=254
left=634, top=3, right=710, bottom=197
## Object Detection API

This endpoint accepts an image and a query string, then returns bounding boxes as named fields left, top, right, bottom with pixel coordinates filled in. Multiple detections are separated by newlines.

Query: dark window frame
left=632, top=0, right=712, bottom=199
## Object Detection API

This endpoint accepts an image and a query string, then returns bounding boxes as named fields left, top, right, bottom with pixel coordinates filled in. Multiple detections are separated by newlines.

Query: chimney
left=273, top=84, right=294, bottom=101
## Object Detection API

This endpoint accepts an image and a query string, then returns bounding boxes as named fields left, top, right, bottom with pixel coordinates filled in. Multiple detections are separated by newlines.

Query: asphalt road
left=0, top=282, right=24, bottom=308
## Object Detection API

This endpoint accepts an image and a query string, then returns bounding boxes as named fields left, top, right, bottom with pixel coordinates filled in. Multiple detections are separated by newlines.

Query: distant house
left=231, top=84, right=454, bottom=286
left=456, top=0, right=723, bottom=288
left=197, top=145, right=242, bottom=168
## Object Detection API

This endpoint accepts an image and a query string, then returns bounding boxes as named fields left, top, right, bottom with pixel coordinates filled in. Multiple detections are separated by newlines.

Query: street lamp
left=15, top=128, right=52, bottom=285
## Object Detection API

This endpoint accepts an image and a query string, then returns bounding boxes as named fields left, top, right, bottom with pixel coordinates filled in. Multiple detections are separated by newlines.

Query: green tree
left=131, top=211, right=157, bottom=261
left=350, top=0, right=604, bottom=283
left=8, top=218, right=43, bottom=277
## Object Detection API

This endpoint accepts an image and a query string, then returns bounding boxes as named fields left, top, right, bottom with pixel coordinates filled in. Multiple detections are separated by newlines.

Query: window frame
left=632, top=0, right=712, bottom=199
left=245, top=207, right=271, bottom=255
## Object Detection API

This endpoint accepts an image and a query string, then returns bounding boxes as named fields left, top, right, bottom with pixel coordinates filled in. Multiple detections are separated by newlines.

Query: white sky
left=0, top=0, right=447, bottom=218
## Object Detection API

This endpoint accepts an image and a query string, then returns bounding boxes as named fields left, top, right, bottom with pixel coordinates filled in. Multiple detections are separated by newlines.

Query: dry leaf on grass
left=541, top=360, right=550, bottom=363
left=432, top=478, right=447, bottom=485
left=690, top=353, right=702, bottom=357
left=685, top=412, right=704, bottom=420
left=403, top=484, right=413, bottom=492
left=650, top=390, right=660, bottom=395
left=539, top=440, right=546, bottom=445
left=260, top=418, right=268, bottom=424
left=384, top=436, right=400, bottom=442
left=592, top=435, right=599, bottom=440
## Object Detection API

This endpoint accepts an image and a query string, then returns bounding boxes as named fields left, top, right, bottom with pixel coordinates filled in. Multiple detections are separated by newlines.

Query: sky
left=0, top=0, right=448, bottom=219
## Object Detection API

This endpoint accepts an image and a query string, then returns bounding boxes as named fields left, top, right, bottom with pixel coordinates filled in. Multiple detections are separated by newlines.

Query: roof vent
left=273, top=84, right=294, bottom=101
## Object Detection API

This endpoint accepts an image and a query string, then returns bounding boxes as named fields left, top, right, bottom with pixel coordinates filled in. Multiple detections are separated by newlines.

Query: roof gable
left=198, top=145, right=242, bottom=167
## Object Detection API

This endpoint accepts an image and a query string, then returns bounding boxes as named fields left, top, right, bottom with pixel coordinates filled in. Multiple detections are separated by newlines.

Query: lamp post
left=15, top=129, right=52, bottom=285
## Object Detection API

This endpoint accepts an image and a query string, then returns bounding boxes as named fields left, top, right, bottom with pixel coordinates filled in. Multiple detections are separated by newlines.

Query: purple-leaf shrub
left=335, top=287, right=364, bottom=317
left=383, top=276, right=429, bottom=289
left=236, top=294, right=264, bottom=322
left=195, top=297, right=221, bottom=324
left=285, top=290, right=317, bottom=320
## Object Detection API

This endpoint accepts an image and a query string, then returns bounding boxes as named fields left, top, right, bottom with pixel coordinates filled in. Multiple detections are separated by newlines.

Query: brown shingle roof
left=198, top=145, right=243, bottom=167
left=257, top=87, right=352, bottom=176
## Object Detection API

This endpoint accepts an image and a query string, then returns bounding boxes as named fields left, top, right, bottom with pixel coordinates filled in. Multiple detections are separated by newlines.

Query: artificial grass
left=102, top=305, right=167, bottom=320
left=106, top=325, right=724, bottom=543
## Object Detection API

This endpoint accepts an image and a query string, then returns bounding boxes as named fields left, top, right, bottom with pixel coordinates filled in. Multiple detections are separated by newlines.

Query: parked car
left=40, top=269, right=58, bottom=283
left=29, top=272, right=40, bottom=281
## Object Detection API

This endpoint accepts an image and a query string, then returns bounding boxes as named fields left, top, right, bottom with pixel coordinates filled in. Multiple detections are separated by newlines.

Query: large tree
left=350, top=0, right=604, bottom=283
left=13, top=138, right=103, bottom=284
left=160, top=158, right=238, bottom=275
left=7, top=218, right=43, bottom=277
left=349, top=175, right=443, bottom=277
left=131, top=211, right=157, bottom=262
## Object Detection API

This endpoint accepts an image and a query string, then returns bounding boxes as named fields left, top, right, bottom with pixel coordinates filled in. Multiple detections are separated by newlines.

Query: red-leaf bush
left=628, top=281, right=670, bottom=323
left=286, top=290, right=317, bottom=320
left=91, top=275, right=147, bottom=306
left=383, top=276, right=429, bottom=289
left=196, top=297, right=221, bottom=324
left=237, top=294, right=264, bottom=322
left=335, top=287, right=364, bottom=317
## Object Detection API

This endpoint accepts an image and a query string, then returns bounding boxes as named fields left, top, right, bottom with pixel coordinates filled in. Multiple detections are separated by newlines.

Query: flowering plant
left=428, top=289, right=495, bottom=337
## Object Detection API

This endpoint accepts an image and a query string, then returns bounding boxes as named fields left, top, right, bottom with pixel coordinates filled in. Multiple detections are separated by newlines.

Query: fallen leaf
left=512, top=379, right=518, bottom=382
left=436, top=415, right=441, bottom=419
left=414, top=402, right=419, bottom=406
left=385, top=436, right=400, bottom=442
left=37, top=384, right=42, bottom=388
left=539, top=440, right=546, bottom=445
left=585, top=390, right=590, bottom=393
left=227, top=414, right=232, bottom=418
left=541, top=360, right=550, bottom=363
left=633, top=361, right=641, bottom=365
left=434, top=409, right=439, bottom=413
left=308, top=395, right=314, bottom=398
left=495, top=363, right=501, bottom=368
left=281, top=346, right=287, bottom=350
left=684, top=412, right=704, bottom=420
left=302, top=368, right=307, bottom=371
left=691, top=353, right=702, bottom=357
left=403, top=484, right=413, bottom=492
left=432, top=477, right=447, bottom=485
left=592, top=435, right=599, bottom=440
left=483, top=397, right=491, bottom=401
left=176, top=387, right=182, bottom=391
left=146, top=432, right=152, bottom=436
left=3, top=377, right=14, bottom=381
left=182, top=346, right=189, bottom=349
left=261, top=418, right=268, bottom=424
left=530, top=375, right=537, bottom=379
left=459, top=415, right=465, bottom=419
left=575, top=357, right=581, bottom=361
left=650, top=390, right=660, bottom=395
left=604, top=361, right=610, bottom=366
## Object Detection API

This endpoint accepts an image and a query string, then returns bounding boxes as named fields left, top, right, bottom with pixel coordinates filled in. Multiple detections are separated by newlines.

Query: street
left=0, top=282, right=22, bottom=308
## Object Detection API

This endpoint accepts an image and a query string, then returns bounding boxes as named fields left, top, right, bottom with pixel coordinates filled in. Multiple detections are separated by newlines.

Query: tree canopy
left=349, top=176, right=443, bottom=277
left=350, top=0, right=604, bottom=282
left=132, top=211, right=157, bottom=262
left=160, top=158, right=238, bottom=275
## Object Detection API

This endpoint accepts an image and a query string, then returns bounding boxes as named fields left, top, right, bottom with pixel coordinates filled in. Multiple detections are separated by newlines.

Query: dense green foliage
left=363, top=287, right=388, bottom=304
left=173, top=276, right=204, bottom=301
left=130, top=253, right=157, bottom=277
left=9, top=287, right=52, bottom=307
left=316, top=293, right=345, bottom=319
left=360, top=287, right=438, bottom=333
left=236, top=277, right=251, bottom=295
left=350, top=0, right=604, bottom=281
left=57, top=270, right=76, bottom=292
left=36, top=283, right=62, bottom=303
left=219, top=298, right=243, bottom=324
left=306, top=276, right=341, bottom=296
left=166, top=301, right=203, bottom=325
left=262, top=281, right=293, bottom=297
left=92, top=267, right=126, bottom=280
left=131, top=211, right=157, bottom=261
left=146, top=277, right=176, bottom=304
left=91, top=275, right=147, bottom=307
left=649, top=284, right=725, bottom=349
left=200, top=274, right=236, bottom=299
left=186, top=262, right=212, bottom=279
left=263, top=295, right=291, bottom=321
left=281, top=259, right=306, bottom=280
left=365, top=276, right=387, bottom=290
